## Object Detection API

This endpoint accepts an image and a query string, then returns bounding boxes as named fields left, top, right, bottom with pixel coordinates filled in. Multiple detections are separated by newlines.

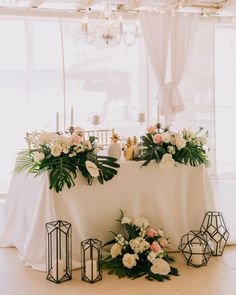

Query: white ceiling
left=1, top=0, right=236, bottom=16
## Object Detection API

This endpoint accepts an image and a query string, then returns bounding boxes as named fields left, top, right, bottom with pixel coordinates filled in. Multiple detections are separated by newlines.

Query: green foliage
left=135, top=126, right=209, bottom=167
left=14, top=136, right=120, bottom=193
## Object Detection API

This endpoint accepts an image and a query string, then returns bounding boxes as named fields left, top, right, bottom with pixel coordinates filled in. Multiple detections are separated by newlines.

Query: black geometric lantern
left=81, top=238, right=102, bottom=283
left=178, top=230, right=213, bottom=267
left=45, top=220, right=72, bottom=283
left=200, top=211, right=230, bottom=256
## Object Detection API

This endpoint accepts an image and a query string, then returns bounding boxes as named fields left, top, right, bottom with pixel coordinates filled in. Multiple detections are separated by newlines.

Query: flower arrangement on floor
left=135, top=124, right=209, bottom=168
left=14, top=128, right=120, bottom=193
left=102, top=211, right=179, bottom=282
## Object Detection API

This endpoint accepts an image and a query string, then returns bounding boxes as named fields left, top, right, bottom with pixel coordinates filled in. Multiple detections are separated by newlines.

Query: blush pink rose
left=71, top=134, right=82, bottom=145
left=159, top=238, right=168, bottom=248
left=146, top=228, right=157, bottom=238
left=150, top=242, right=162, bottom=253
left=153, top=134, right=162, bottom=144
left=147, top=125, right=156, bottom=134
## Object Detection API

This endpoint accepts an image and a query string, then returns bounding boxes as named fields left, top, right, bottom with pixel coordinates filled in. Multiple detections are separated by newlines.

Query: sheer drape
left=140, top=12, right=170, bottom=121
left=140, top=12, right=198, bottom=122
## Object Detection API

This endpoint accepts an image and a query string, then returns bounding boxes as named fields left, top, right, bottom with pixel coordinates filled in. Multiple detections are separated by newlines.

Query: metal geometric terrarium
left=178, top=230, right=213, bottom=267
left=45, top=220, right=72, bottom=283
left=200, top=211, right=230, bottom=256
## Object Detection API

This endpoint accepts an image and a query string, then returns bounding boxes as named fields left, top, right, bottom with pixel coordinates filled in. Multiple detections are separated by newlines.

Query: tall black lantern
left=200, top=211, right=230, bottom=256
left=178, top=230, right=213, bottom=267
left=45, top=220, right=72, bottom=283
left=81, top=238, right=102, bottom=283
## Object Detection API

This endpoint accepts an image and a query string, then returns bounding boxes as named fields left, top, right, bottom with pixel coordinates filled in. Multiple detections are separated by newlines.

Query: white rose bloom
left=121, top=216, right=131, bottom=224
left=110, top=243, right=122, bottom=258
left=161, top=132, right=171, bottom=143
left=159, top=154, right=175, bottom=170
left=175, top=135, right=186, bottom=150
left=122, top=253, right=137, bottom=269
left=85, top=160, right=99, bottom=177
left=133, top=217, right=149, bottom=228
left=150, top=258, right=170, bottom=275
left=51, top=144, right=63, bottom=157
left=33, top=151, right=45, bottom=162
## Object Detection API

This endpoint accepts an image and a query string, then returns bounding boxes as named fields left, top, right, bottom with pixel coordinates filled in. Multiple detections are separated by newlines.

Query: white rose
left=161, top=132, right=171, bottom=143
left=175, top=135, right=186, bottom=150
left=110, top=243, right=122, bottom=258
left=122, top=253, right=137, bottom=269
left=150, top=258, right=170, bottom=275
left=51, top=144, right=63, bottom=157
left=33, top=151, right=45, bottom=162
left=159, top=154, right=175, bottom=170
left=85, top=160, right=99, bottom=177
left=133, top=217, right=149, bottom=228
left=121, top=216, right=131, bottom=224
left=130, top=237, right=150, bottom=253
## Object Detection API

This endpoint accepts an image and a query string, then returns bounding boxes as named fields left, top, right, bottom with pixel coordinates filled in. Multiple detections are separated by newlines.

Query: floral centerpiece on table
left=135, top=124, right=209, bottom=168
left=102, top=211, right=179, bottom=282
left=14, top=127, right=120, bottom=193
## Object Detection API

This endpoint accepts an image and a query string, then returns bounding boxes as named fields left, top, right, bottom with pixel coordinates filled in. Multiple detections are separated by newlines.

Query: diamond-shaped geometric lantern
left=200, top=211, right=230, bottom=256
left=178, top=230, right=213, bottom=267
left=81, top=238, right=102, bottom=284
left=45, top=220, right=72, bottom=284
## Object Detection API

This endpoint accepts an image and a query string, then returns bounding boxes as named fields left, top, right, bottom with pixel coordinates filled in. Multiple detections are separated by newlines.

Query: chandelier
left=80, top=1, right=138, bottom=48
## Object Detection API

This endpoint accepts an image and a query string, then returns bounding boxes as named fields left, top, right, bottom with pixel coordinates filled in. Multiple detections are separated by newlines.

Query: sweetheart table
left=0, top=161, right=215, bottom=271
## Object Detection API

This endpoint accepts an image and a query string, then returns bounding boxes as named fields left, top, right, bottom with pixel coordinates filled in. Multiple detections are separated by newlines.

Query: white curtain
left=140, top=12, right=171, bottom=122
left=140, top=12, right=198, bottom=122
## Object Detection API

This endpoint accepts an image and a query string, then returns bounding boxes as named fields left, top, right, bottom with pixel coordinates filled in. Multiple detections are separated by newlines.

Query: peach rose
left=147, top=125, right=156, bottom=134
left=146, top=228, right=157, bottom=238
left=71, top=134, right=82, bottom=145
left=150, top=242, right=162, bottom=253
left=153, top=134, right=162, bottom=144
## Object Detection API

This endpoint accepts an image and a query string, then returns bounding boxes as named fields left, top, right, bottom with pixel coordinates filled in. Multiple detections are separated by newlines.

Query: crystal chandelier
left=80, top=1, right=138, bottom=48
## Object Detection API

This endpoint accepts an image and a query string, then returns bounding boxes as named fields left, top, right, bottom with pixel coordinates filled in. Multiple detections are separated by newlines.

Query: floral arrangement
left=14, top=127, right=120, bottom=193
left=102, top=211, right=179, bottom=282
left=135, top=124, right=209, bottom=168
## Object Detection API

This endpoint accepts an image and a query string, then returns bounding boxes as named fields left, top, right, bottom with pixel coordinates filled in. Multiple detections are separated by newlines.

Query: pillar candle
left=138, top=112, right=145, bottom=123
left=85, top=259, right=97, bottom=281
left=52, top=259, right=65, bottom=279
left=56, top=112, right=59, bottom=133
left=92, top=114, right=100, bottom=126
left=157, top=101, right=160, bottom=123
left=70, top=107, right=74, bottom=127
left=191, top=245, right=203, bottom=265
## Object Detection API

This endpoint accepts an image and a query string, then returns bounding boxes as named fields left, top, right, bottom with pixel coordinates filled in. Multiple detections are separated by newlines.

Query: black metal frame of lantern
left=45, top=220, right=72, bottom=283
left=81, top=238, right=102, bottom=284
left=200, top=211, right=230, bottom=256
left=178, top=230, right=213, bottom=267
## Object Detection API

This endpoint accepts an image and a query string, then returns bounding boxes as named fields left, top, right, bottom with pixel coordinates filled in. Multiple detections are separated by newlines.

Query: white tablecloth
left=0, top=161, right=215, bottom=271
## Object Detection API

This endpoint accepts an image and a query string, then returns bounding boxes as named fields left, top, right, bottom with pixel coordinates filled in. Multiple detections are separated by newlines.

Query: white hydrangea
left=130, top=237, right=150, bottom=254
left=167, top=146, right=176, bottom=155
